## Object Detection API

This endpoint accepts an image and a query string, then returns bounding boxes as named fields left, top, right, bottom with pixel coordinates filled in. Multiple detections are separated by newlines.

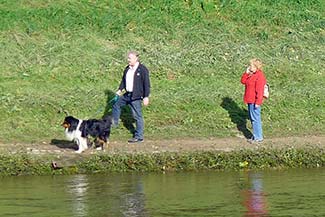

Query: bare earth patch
left=1, top=135, right=325, bottom=155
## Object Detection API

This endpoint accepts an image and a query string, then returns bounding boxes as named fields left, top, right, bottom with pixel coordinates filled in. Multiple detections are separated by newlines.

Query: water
left=0, top=168, right=324, bottom=217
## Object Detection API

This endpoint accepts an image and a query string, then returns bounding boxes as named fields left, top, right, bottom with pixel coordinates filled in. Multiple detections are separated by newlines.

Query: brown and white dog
left=61, top=115, right=112, bottom=153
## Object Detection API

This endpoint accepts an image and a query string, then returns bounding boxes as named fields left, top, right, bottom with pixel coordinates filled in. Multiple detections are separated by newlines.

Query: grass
left=0, top=0, right=324, bottom=143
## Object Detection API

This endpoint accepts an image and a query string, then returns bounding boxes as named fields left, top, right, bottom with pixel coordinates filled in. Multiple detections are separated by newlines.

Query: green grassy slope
left=0, top=0, right=324, bottom=143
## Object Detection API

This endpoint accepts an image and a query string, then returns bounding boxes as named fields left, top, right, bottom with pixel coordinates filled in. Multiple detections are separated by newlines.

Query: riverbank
left=1, top=136, right=324, bottom=176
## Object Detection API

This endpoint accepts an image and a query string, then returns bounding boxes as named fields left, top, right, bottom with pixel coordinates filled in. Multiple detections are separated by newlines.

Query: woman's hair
left=250, top=58, right=263, bottom=70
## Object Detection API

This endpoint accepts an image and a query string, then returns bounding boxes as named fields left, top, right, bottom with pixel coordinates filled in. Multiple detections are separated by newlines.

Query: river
left=0, top=168, right=324, bottom=216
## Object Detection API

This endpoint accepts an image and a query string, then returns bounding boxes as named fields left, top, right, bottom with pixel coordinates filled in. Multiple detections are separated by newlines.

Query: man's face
left=128, top=53, right=138, bottom=67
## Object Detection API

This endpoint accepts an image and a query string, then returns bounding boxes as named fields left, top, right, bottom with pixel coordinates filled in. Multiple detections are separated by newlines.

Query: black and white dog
left=61, top=115, right=112, bottom=153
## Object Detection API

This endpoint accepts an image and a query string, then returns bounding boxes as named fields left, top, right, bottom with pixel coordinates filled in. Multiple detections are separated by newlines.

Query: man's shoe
left=128, top=138, right=143, bottom=143
left=247, top=138, right=263, bottom=144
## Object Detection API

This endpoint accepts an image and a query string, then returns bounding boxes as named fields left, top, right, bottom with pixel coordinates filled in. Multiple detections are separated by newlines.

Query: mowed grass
left=0, top=0, right=324, bottom=143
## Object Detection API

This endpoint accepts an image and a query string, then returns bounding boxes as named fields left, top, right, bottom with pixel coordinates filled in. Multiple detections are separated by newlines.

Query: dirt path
left=1, top=135, right=325, bottom=156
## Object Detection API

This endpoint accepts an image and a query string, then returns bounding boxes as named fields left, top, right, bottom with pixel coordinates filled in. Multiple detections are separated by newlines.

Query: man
left=112, top=51, right=150, bottom=143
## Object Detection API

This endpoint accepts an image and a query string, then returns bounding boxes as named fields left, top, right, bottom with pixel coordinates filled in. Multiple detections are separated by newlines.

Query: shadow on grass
left=221, top=97, right=252, bottom=139
left=50, top=139, right=77, bottom=150
left=103, top=89, right=135, bottom=137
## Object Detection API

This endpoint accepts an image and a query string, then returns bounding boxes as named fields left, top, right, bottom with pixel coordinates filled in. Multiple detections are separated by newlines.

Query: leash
left=87, top=95, right=119, bottom=118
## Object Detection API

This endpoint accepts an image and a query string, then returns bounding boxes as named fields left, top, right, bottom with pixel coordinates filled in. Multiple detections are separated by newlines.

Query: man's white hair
left=128, top=50, right=139, bottom=59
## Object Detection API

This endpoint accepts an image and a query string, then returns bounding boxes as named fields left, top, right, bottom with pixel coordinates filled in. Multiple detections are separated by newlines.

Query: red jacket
left=241, top=69, right=266, bottom=105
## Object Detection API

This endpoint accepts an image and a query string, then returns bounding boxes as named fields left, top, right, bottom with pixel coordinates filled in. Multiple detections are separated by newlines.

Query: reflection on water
left=62, top=174, right=148, bottom=217
left=120, top=177, right=147, bottom=217
left=0, top=168, right=324, bottom=216
left=240, top=173, right=268, bottom=217
left=67, top=175, right=89, bottom=217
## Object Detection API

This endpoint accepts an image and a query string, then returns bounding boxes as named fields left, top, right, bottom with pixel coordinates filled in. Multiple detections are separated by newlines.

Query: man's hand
left=116, top=90, right=122, bottom=96
left=143, top=97, right=149, bottom=106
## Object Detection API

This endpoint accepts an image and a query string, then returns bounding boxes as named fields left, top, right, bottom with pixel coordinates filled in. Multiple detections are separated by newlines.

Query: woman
left=241, top=58, right=267, bottom=143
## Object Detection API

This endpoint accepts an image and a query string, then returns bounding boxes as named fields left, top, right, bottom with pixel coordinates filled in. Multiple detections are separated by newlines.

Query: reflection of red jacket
left=241, top=70, right=266, bottom=105
left=243, top=190, right=268, bottom=216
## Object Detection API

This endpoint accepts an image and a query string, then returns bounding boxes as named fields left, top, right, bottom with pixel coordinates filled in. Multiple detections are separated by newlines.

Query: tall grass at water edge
left=0, top=0, right=324, bottom=143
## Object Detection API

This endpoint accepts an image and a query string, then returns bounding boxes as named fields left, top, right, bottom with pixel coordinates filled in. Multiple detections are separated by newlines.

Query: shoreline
left=0, top=136, right=324, bottom=176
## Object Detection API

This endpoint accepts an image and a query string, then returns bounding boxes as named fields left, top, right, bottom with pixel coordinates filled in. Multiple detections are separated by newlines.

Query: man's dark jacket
left=118, top=63, right=150, bottom=100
